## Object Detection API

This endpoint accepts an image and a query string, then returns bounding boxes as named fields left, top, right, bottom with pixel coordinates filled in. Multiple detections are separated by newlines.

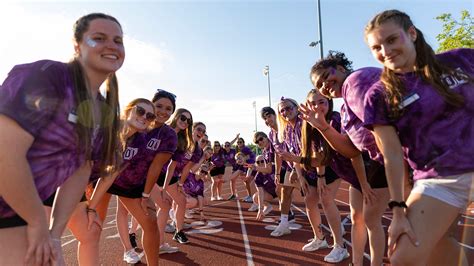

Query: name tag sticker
left=68, top=112, right=78, bottom=123
left=399, top=93, right=420, bottom=109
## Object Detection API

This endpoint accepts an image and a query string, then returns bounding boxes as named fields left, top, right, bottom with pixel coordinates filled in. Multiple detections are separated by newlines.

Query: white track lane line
left=235, top=192, right=255, bottom=266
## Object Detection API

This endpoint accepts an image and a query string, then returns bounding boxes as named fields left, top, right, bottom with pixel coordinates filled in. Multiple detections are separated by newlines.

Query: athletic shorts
left=365, top=160, right=388, bottom=189
left=156, top=172, right=179, bottom=187
left=210, top=166, right=225, bottom=177
left=108, top=184, right=144, bottom=199
left=411, top=172, right=473, bottom=210
left=305, top=166, right=339, bottom=187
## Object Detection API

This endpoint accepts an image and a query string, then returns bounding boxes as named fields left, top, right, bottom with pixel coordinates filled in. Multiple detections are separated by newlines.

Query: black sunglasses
left=135, top=105, right=156, bottom=122
left=255, top=137, right=265, bottom=144
left=179, top=114, right=192, bottom=124
left=195, top=127, right=206, bottom=134
left=256, top=160, right=265, bottom=164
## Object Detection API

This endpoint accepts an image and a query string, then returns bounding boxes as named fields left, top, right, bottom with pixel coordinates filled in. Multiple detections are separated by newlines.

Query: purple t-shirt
left=316, top=112, right=360, bottom=189
left=0, top=60, right=100, bottom=218
left=254, top=171, right=277, bottom=197
left=364, top=48, right=474, bottom=180
left=341, top=67, right=383, bottom=164
left=238, top=146, right=256, bottom=164
left=268, top=129, right=289, bottom=170
left=174, top=144, right=203, bottom=178
left=114, top=124, right=177, bottom=189
left=211, top=150, right=225, bottom=168
left=283, top=116, right=303, bottom=170
left=223, top=148, right=237, bottom=166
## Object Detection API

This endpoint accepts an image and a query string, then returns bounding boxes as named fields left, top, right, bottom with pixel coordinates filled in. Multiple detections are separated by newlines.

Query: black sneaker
left=129, top=233, right=138, bottom=249
left=173, top=230, right=189, bottom=244
left=227, top=194, right=236, bottom=200
left=288, top=210, right=296, bottom=223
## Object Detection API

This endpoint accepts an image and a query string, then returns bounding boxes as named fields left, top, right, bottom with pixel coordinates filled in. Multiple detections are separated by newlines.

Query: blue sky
left=0, top=0, right=471, bottom=144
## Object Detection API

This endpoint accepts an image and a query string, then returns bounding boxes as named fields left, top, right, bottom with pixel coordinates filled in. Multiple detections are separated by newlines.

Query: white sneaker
left=211, top=196, right=217, bottom=201
left=182, top=222, right=192, bottom=229
left=165, top=223, right=176, bottom=233
left=217, top=196, right=224, bottom=200
left=270, top=222, right=291, bottom=237
left=324, top=244, right=350, bottom=263
left=169, top=209, right=176, bottom=221
left=248, top=203, right=258, bottom=212
left=185, top=210, right=194, bottom=219
left=159, top=243, right=179, bottom=254
left=263, top=204, right=273, bottom=215
left=302, top=237, right=329, bottom=252
left=123, top=249, right=141, bottom=264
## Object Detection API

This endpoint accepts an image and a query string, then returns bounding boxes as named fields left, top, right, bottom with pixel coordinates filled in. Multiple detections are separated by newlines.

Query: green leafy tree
left=435, top=10, right=473, bottom=52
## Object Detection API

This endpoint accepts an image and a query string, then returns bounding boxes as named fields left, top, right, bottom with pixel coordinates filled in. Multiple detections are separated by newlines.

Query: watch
left=388, top=200, right=408, bottom=210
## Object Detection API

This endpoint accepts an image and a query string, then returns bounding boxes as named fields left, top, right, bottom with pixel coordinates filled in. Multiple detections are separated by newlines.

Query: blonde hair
left=276, top=98, right=299, bottom=143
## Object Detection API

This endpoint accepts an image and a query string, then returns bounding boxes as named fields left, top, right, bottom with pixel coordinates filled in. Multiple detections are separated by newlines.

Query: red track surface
left=62, top=181, right=474, bottom=265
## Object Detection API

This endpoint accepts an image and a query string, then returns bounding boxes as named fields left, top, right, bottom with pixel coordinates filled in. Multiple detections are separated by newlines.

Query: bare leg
left=364, top=187, right=390, bottom=266
left=320, top=179, right=344, bottom=246
left=349, top=187, right=367, bottom=266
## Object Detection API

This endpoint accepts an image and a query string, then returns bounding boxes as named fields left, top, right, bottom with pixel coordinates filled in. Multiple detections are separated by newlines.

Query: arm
left=228, top=133, right=240, bottom=146
left=0, top=115, right=52, bottom=265
left=180, top=161, right=196, bottom=185
left=255, top=187, right=265, bottom=220
left=163, top=160, right=177, bottom=191
left=372, top=125, right=418, bottom=251
left=143, top=153, right=173, bottom=195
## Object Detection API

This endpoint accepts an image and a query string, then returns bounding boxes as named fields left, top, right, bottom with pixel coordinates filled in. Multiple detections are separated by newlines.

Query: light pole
left=252, top=101, right=258, bottom=133
left=309, top=0, right=324, bottom=59
left=263, top=65, right=271, bottom=106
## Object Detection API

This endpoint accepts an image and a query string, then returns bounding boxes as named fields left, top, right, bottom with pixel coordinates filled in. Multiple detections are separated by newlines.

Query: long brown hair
left=300, top=89, right=334, bottom=171
left=69, top=13, right=122, bottom=174
left=365, top=9, right=467, bottom=119
left=169, top=108, right=194, bottom=152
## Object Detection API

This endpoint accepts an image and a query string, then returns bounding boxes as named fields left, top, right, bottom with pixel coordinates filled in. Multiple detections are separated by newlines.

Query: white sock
left=280, top=214, right=289, bottom=225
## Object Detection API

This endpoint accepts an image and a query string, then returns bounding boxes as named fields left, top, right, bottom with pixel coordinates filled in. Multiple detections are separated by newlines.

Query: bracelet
left=317, top=174, right=325, bottom=179
left=86, top=206, right=97, bottom=213
left=321, top=126, right=330, bottom=133
left=178, top=183, right=184, bottom=187
left=142, top=192, right=151, bottom=198
left=388, top=200, right=408, bottom=210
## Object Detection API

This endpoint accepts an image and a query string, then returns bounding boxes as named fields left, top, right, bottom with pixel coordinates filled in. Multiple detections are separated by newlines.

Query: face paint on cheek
left=85, top=37, right=97, bottom=48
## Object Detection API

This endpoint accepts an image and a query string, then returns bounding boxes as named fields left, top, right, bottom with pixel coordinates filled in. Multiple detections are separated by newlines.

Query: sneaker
left=211, top=196, right=217, bottom=201
left=169, top=209, right=176, bottom=221
left=185, top=210, right=194, bottom=219
left=242, top=195, right=253, bottom=203
left=173, top=230, right=189, bottom=244
left=278, top=211, right=296, bottom=224
left=263, top=204, right=273, bottom=215
left=129, top=233, right=138, bottom=249
left=123, top=249, right=141, bottom=264
left=159, top=243, right=179, bottom=254
left=324, top=244, right=350, bottom=263
left=227, top=194, right=236, bottom=200
left=302, top=236, right=329, bottom=252
left=217, top=196, right=224, bottom=200
left=183, top=222, right=192, bottom=229
left=165, top=223, right=176, bottom=234
left=270, top=222, right=291, bottom=237
left=248, top=203, right=258, bottom=212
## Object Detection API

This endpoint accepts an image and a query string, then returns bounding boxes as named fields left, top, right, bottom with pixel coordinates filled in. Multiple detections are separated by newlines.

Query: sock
left=280, top=214, right=289, bottom=224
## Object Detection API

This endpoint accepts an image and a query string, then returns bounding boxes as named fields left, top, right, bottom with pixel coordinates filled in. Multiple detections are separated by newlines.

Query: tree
left=435, top=10, right=473, bottom=52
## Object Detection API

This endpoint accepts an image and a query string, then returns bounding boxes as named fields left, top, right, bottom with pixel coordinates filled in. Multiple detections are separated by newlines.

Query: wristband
left=321, top=126, right=330, bottom=133
left=86, top=206, right=97, bottom=213
left=388, top=200, right=408, bottom=210
left=142, top=192, right=151, bottom=198
left=317, top=174, right=325, bottom=179
left=178, top=183, right=184, bottom=187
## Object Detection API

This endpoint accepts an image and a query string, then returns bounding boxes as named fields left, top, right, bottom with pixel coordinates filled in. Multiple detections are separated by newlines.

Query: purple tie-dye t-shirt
left=114, top=124, right=177, bottom=189
left=172, top=143, right=203, bottom=178
left=183, top=173, right=204, bottom=198
left=341, top=67, right=383, bottom=164
left=364, top=48, right=474, bottom=180
left=268, top=129, right=289, bottom=170
left=0, top=60, right=93, bottom=218
left=283, top=116, right=303, bottom=170
left=211, top=150, right=226, bottom=168
left=223, top=148, right=237, bottom=166
left=239, top=146, right=256, bottom=164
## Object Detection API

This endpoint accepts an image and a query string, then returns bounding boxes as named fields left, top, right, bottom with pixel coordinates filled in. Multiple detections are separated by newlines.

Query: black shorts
left=108, top=184, right=144, bottom=199
left=210, top=166, right=225, bottom=177
left=365, top=160, right=388, bottom=189
left=156, top=173, right=179, bottom=187
left=304, top=166, right=339, bottom=187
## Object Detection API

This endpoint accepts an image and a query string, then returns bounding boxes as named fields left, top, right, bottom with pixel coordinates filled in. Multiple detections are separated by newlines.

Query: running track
left=62, top=180, right=474, bottom=265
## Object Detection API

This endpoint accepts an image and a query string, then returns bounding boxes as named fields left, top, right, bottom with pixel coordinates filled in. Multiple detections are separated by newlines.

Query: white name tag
left=399, top=93, right=420, bottom=109
left=68, top=112, right=78, bottom=123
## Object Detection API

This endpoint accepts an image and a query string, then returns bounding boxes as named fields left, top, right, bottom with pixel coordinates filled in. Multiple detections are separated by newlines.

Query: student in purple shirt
left=260, top=107, right=297, bottom=233
left=80, top=98, right=158, bottom=264
left=0, top=13, right=124, bottom=265
left=305, top=52, right=391, bottom=266
left=229, top=138, right=256, bottom=202
left=152, top=108, right=193, bottom=247
left=277, top=96, right=348, bottom=262
left=210, top=141, right=226, bottom=201
left=364, top=9, right=474, bottom=265
left=250, top=134, right=278, bottom=221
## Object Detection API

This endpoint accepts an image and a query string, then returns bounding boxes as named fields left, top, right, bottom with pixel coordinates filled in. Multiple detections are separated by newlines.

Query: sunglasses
left=135, top=105, right=156, bottom=122
left=224, top=144, right=230, bottom=147
left=279, top=105, right=294, bottom=114
left=179, top=114, right=192, bottom=124
left=200, top=139, right=208, bottom=144
left=255, top=137, right=265, bottom=144
left=195, top=127, right=206, bottom=134
left=156, top=89, right=177, bottom=99
left=256, top=160, right=265, bottom=164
